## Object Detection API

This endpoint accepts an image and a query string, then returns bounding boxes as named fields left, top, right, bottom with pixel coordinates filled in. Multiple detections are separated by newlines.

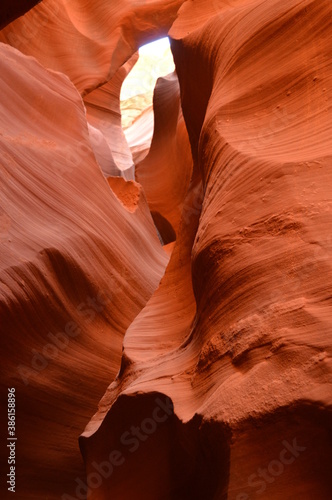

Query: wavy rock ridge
left=1, top=1, right=331, bottom=499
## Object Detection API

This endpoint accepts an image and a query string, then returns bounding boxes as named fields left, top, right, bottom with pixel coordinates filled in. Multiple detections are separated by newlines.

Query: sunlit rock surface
left=120, top=39, right=175, bottom=129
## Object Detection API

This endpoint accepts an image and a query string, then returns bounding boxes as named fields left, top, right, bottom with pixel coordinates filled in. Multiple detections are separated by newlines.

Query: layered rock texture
left=1, top=1, right=331, bottom=499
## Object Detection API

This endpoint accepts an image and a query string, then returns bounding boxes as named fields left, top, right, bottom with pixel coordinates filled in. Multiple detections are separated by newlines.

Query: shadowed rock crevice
left=151, top=211, right=176, bottom=245
left=0, top=0, right=41, bottom=29
left=80, top=393, right=230, bottom=500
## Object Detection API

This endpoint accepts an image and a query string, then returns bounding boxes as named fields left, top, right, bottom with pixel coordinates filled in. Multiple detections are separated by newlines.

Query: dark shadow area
left=80, top=392, right=230, bottom=500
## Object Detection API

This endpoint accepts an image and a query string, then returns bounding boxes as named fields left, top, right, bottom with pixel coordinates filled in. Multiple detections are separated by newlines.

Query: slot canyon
left=0, top=1, right=331, bottom=499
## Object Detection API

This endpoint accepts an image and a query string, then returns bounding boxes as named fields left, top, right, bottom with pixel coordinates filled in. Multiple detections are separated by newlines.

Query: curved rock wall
left=1, top=1, right=331, bottom=499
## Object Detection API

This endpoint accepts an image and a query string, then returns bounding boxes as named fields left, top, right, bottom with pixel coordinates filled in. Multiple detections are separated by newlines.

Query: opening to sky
left=120, top=37, right=175, bottom=128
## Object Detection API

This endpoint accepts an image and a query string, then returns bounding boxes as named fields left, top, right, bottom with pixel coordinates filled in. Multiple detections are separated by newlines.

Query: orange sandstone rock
left=1, top=0, right=332, bottom=499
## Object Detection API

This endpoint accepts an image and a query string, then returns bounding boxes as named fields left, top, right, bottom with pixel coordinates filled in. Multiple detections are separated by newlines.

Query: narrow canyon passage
left=0, top=1, right=331, bottom=499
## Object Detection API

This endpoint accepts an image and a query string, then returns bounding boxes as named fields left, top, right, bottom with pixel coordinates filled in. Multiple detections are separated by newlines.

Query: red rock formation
left=81, top=1, right=332, bottom=499
left=125, top=105, right=155, bottom=164
left=1, top=0, right=332, bottom=499
left=0, top=0, right=184, bottom=94
left=84, top=54, right=139, bottom=179
left=0, top=41, right=168, bottom=498
left=136, top=71, right=193, bottom=241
